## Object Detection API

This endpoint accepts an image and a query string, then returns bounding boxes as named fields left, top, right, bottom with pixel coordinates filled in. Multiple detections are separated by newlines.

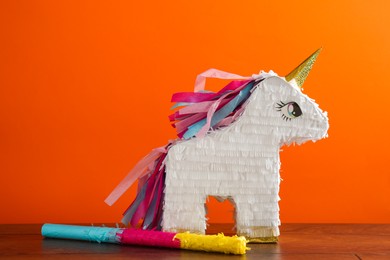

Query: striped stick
left=41, top=224, right=248, bottom=255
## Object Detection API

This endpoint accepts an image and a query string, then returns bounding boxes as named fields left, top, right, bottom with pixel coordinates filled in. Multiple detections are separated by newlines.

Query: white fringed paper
left=162, top=76, right=329, bottom=238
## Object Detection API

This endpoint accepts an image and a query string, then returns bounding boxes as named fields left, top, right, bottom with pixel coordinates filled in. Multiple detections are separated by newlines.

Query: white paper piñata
left=106, top=49, right=329, bottom=243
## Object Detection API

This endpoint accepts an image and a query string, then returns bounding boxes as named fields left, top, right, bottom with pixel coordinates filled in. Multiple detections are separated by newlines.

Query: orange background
left=1, top=0, right=389, bottom=225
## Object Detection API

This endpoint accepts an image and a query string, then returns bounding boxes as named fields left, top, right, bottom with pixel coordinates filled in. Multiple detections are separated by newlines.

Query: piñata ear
left=285, top=48, right=322, bottom=89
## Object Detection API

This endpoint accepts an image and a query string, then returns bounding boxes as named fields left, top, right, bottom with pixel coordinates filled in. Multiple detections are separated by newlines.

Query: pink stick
left=119, top=229, right=181, bottom=249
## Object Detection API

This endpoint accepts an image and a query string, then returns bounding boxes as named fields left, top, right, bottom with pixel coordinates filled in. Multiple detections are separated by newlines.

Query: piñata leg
left=162, top=192, right=207, bottom=234
left=234, top=194, right=279, bottom=243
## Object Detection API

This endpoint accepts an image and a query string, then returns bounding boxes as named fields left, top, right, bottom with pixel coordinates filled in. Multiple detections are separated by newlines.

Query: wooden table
left=0, top=224, right=389, bottom=259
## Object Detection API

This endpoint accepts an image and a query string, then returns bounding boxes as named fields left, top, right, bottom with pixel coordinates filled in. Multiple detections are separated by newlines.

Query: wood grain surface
left=0, top=224, right=389, bottom=259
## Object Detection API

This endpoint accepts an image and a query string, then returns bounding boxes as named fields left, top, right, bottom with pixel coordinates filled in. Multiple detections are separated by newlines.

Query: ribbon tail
left=121, top=181, right=148, bottom=225
left=104, top=149, right=164, bottom=206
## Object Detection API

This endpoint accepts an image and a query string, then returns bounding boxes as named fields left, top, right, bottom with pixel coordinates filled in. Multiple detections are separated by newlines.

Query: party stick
left=41, top=224, right=248, bottom=255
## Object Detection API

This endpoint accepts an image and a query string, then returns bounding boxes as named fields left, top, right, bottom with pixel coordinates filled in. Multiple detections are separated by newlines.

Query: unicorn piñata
left=105, top=49, right=329, bottom=243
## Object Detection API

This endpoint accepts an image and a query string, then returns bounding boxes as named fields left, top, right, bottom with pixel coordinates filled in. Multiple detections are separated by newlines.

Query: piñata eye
left=276, top=101, right=302, bottom=121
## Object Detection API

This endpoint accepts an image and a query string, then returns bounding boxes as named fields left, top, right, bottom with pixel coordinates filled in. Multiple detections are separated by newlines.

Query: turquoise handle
left=41, top=224, right=122, bottom=244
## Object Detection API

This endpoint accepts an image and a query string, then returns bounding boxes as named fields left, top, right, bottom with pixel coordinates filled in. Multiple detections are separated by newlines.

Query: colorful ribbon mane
left=170, top=79, right=254, bottom=139
left=105, top=69, right=273, bottom=229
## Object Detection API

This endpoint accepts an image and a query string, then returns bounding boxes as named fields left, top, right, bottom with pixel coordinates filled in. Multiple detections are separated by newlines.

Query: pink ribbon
left=194, top=68, right=251, bottom=92
left=105, top=146, right=166, bottom=206
left=171, top=77, right=252, bottom=103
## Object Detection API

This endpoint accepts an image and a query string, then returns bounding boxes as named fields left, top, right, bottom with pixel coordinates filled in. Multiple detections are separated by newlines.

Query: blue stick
left=41, top=224, right=122, bottom=244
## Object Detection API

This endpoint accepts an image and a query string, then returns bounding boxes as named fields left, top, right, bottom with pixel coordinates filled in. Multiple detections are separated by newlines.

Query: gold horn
left=285, top=48, right=322, bottom=88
